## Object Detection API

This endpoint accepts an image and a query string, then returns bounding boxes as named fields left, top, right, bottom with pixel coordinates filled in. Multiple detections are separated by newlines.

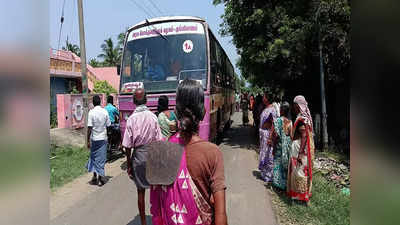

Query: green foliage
left=247, top=85, right=264, bottom=95
left=89, top=58, right=102, bottom=67
left=97, top=29, right=127, bottom=67
left=50, top=111, right=58, bottom=128
left=93, top=80, right=117, bottom=95
left=214, top=0, right=350, bottom=85
left=118, top=32, right=125, bottom=47
left=70, top=86, right=79, bottom=94
left=50, top=145, right=89, bottom=190
left=50, top=104, right=58, bottom=128
left=98, top=38, right=120, bottom=66
left=62, top=40, right=80, bottom=57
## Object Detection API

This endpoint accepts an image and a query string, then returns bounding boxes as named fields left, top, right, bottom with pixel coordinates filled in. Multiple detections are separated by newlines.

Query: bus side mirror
left=117, top=64, right=121, bottom=76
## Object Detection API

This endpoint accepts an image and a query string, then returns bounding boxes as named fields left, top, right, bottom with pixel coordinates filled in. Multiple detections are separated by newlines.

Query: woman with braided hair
left=149, top=79, right=227, bottom=225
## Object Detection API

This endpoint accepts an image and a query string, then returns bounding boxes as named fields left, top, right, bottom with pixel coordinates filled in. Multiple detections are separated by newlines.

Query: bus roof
left=127, top=16, right=205, bottom=32
left=125, top=16, right=235, bottom=76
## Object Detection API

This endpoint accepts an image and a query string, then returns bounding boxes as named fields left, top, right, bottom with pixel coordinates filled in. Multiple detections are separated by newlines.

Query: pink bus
left=118, top=16, right=236, bottom=143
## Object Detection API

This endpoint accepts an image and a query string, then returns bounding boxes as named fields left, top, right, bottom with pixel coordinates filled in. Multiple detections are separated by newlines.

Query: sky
left=49, top=0, right=240, bottom=75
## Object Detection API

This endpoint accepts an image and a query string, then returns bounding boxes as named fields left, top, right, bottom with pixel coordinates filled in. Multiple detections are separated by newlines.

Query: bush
left=93, top=80, right=117, bottom=95
left=50, top=105, right=58, bottom=128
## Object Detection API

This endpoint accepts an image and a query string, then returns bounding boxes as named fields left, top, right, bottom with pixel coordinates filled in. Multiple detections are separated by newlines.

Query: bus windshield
left=120, top=22, right=207, bottom=93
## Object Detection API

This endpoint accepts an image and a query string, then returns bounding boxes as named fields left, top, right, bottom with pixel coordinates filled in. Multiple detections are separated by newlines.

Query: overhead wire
left=52, top=0, right=67, bottom=112
left=56, top=0, right=67, bottom=52
left=129, top=0, right=156, bottom=18
left=140, top=0, right=158, bottom=18
left=148, top=0, right=164, bottom=16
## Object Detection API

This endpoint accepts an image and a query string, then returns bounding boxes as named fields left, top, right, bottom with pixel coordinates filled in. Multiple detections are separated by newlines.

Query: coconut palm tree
left=118, top=32, right=125, bottom=48
left=117, top=32, right=125, bottom=64
left=62, top=40, right=81, bottom=56
left=89, top=58, right=101, bottom=67
left=98, top=38, right=120, bottom=66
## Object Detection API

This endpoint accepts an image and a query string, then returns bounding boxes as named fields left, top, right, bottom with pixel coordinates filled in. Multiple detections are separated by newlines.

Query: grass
left=50, top=145, right=89, bottom=191
left=270, top=154, right=350, bottom=225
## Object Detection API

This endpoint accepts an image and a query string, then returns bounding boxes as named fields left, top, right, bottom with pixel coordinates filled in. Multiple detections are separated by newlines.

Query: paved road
left=50, top=112, right=277, bottom=225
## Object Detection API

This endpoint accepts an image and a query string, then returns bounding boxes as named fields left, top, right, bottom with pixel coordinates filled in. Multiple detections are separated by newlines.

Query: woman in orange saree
left=287, top=95, right=315, bottom=204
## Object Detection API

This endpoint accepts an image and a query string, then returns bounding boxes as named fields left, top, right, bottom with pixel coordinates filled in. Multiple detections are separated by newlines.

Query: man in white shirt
left=86, top=95, right=111, bottom=186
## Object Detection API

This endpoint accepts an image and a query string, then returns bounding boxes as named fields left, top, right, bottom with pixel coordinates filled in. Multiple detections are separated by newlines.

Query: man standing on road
left=87, top=95, right=111, bottom=186
left=122, top=88, right=162, bottom=225
left=105, top=95, right=119, bottom=124
left=105, top=95, right=121, bottom=149
left=241, top=92, right=250, bottom=125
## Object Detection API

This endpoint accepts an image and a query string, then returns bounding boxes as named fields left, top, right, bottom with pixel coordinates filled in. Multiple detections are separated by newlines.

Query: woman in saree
left=254, top=94, right=264, bottom=135
left=287, top=95, right=315, bottom=204
left=241, top=93, right=249, bottom=126
left=157, top=95, right=177, bottom=139
left=149, top=79, right=227, bottom=225
left=258, top=92, right=278, bottom=183
left=269, top=102, right=292, bottom=190
left=249, top=94, right=255, bottom=111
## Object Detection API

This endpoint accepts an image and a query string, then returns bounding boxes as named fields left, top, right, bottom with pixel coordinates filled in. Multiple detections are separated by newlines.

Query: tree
left=117, top=28, right=129, bottom=64
left=214, top=0, right=350, bottom=150
left=117, top=32, right=125, bottom=65
left=118, top=32, right=125, bottom=48
left=62, top=39, right=81, bottom=56
left=213, top=0, right=350, bottom=84
left=98, top=38, right=120, bottom=66
left=95, top=28, right=127, bottom=67
left=92, top=80, right=117, bottom=96
left=89, top=58, right=101, bottom=67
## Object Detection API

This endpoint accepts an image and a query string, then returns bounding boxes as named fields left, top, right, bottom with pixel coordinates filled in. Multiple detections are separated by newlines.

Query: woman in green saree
left=157, top=95, right=177, bottom=139
left=269, top=101, right=292, bottom=190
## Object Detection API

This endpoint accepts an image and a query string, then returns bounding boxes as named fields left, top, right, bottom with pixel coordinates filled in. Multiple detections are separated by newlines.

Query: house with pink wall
left=50, top=49, right=121, bottom=129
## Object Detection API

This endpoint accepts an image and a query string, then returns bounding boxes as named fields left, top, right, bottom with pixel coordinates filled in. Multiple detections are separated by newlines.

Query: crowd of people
left=85, top=83, right=314, bottom=225
left=85, top=80, right=227, bottom=225
left=239, top=91, right=315, bottom=205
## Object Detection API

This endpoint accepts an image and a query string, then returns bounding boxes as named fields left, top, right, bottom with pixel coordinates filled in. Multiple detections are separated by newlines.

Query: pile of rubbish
left=313, top=156, right=350, bottom=191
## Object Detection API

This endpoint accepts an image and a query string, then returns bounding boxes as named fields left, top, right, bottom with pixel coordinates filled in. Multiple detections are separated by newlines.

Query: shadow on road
left=86, top=175, right=113, bottom=186
left=120, top=160, right=127, bottom=171
left=222, top=121, right=259, bottom=152
left=107, top=150, right=124, bottom=163
left=126, top=215, right=152, bottom=225
left=264, top=184, right=297, bottom=207
left=252, top=170, right=263, bottom=181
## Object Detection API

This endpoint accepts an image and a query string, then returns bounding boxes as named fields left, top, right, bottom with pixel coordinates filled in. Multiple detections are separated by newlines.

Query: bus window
left=122, top=50, right=132, bottom=81
left=133, top=54, right=143, bottom=77
left=209, top=33, right=218, bottom=86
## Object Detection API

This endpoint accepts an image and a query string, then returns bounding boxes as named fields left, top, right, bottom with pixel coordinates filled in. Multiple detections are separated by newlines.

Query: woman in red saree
left=287, top=95, right=315, bottom=204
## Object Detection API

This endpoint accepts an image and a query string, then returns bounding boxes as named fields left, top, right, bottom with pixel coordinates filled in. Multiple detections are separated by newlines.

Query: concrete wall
left=50, top=77, right=81, bottom=113
left=56, top=93, right=119, bottom=129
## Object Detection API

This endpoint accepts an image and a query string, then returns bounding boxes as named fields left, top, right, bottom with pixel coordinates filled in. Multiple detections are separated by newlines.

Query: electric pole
left=319, top=41, right=329, bottom=150
left=316, top=5, right=329, bottom=151
left=77, top=0, right=89, bottom=148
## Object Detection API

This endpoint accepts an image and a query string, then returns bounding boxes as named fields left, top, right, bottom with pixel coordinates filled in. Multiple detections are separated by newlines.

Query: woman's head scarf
left=294, top=95, right=313, bottom=130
